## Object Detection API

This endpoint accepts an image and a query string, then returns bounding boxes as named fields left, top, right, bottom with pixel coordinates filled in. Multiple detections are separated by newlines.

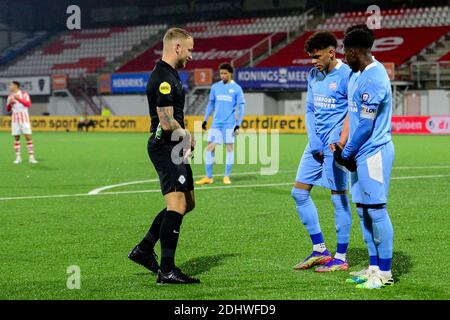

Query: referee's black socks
left=159, top=210, right=184, bottom=273
left=138, top=208, right=166, bottom=252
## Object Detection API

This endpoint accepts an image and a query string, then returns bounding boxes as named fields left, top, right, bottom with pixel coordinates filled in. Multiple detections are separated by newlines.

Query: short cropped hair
left=344, top=24, right=370, bottom=35
left=163, top=27, right=192, bottom=43
left=219, top=63, right=233, bottom=74
left=304, top=31, right=338, bottom=53
left=343, top=26, right=375, bottom=49
left=11, top=81, right=20, bottom=88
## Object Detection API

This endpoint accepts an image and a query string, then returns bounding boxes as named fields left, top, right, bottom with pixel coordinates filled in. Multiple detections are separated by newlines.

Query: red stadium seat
left=438, top=51, right=450, bottom=62
left=0, top=25, right=167, bottom=77
left=258, top=26, right=450, bottom=67
left=117, top=33, right=286, bottom=72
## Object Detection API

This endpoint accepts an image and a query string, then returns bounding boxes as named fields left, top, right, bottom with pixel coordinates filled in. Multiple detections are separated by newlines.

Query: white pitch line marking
left=88, top=178, right=160, bottom=195
left=87, top=165, right=450, bottom=195
left=88, top=170, right=295, bottom=195
left=0, top=174, right=449, bottom=202
left=391, top=174, right=450, bottom=180
left=101, top=182, right=293, bottom=195
left=0, top=192, right=92, bottom=201
left=393, top=165, right=450, bottom=170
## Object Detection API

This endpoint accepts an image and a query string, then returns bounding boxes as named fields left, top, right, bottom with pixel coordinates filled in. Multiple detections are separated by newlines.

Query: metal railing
left=69, top=74, right=102, bottom=114
left=185, top=85, right=210, bottom=115
left=410, top=61, right=450, bottom=88
left=230, top=8, right=316, bottom=68
left=231, top=32, right=285, bottom=68
left=51, top=89, right=85, bottom=115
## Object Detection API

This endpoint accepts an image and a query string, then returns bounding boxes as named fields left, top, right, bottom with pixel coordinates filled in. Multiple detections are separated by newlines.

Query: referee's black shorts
left=147, top=134, right=194, bottom=195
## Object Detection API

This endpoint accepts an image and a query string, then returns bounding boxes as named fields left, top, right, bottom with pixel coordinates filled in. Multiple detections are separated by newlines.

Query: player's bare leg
left=292, top=182, right=332, bottom=270
left=163, top=190, right=196, bottom=215
left=24, top=134, right=38, bottom=163
left=196, top=142, right=215, bottom=185
left=223, top=143, right=234, bottom=184
left=13, top=135, right=22, bottom=164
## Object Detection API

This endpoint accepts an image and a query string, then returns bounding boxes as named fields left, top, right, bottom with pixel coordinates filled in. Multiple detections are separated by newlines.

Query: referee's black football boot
left=156, top=267, right=201, bottom=285
left=128, top=245, right=159, bottom=274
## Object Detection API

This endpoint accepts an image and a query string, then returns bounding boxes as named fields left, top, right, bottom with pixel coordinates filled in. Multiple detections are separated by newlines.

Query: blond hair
left=163, top=27, right=192, bottom=43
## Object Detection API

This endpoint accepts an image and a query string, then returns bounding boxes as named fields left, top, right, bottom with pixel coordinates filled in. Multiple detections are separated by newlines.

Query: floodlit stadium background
left=0, top=0, right=449, bottom=300
left=1, top=0, right=449, bottom=132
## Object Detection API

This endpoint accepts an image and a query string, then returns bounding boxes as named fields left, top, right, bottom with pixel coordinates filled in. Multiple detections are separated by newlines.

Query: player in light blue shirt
left=291, top=32, right=353, bottom=273
left=334, top=25, right=395, bottom=289
left=196, top=63, right=245, bottom=185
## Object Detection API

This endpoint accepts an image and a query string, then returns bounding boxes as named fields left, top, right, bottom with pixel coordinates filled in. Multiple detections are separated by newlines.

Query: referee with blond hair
left=128, top=27, right=199, bottom=285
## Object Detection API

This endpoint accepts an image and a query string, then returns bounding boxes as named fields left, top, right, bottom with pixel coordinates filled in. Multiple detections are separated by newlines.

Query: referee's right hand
left=182, top=130, right=195, bottom=160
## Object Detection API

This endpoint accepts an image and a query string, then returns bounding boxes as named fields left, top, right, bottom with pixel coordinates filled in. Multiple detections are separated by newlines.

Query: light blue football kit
left=204, top=80, right=245, bottom=178
left=343, top=59, right=394, bottom=205
left=342, top=59, right=394, bottom=272
left=296, top=59, right=351, bottom=191
left=292, top=59, right=353, bottom=263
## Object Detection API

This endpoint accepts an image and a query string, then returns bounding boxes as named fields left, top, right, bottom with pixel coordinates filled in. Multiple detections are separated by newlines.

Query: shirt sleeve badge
left=159, top=82, right=171, bottom=95
left=362, top=92, right=370, bottom=102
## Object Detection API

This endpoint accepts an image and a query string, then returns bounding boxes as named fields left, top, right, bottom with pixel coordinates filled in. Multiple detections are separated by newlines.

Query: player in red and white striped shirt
left=6, top=81, right=38, bottom=164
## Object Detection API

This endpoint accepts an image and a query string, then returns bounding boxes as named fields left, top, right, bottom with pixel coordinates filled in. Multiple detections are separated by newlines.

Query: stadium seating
left=1, top=9, right=446, bottom=79
left=0, top=25, right=167, bottom=78
left=258, top=26, right=450, bottom=68
left=0, top=31, right=51, bottom=66
left=185, top=15, right=309, bottom=38
left=0, top=15, right=308, bottom=76
left=118, top=15, right=308, bottom=72
left=316, top=6, right=450, bottom=30
left=438, top=51, right=450, bottom=61
left=118, top=33, right=287, bottom=72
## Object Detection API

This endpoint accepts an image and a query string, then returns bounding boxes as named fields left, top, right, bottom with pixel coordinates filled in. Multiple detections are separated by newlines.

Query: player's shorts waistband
left=355, top=203, right=386, bottom=209
left=211, top=124, right=236, bottom=129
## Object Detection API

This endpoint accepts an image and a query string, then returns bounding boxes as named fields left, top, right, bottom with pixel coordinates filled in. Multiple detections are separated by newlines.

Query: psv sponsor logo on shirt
left=313, top=94, right=337, bottom=109
left=216, top=94, right=233, bottom=102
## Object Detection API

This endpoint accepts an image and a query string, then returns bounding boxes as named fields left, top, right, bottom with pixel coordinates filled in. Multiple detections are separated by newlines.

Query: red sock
left=27, top=140, right=34, bottom=156
left=14, top=141, right=21, bottom=157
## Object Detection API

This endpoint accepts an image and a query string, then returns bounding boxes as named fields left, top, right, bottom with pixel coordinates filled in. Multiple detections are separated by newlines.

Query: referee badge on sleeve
left=159, top=82, right=171, bottom=95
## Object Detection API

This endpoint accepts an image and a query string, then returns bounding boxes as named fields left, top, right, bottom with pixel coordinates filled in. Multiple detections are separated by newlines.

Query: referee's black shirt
left=146, top=59, right=185, bottom=133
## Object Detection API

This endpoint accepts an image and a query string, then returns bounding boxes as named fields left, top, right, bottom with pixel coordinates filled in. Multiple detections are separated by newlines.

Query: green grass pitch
left=0, top=132, right=449, bottom=300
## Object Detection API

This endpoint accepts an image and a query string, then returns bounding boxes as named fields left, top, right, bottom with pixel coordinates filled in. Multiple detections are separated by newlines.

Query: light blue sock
left=225, top=150, right=234, bottom=177
left=331, top=194, right=352, bottom=250
left=368, top=207, right=394, bottom=272
left=205, top=150, right=214, bottom=178
left=291, top=188, right=322, bottom=236
left=356, top=207, right=378, bottom=265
